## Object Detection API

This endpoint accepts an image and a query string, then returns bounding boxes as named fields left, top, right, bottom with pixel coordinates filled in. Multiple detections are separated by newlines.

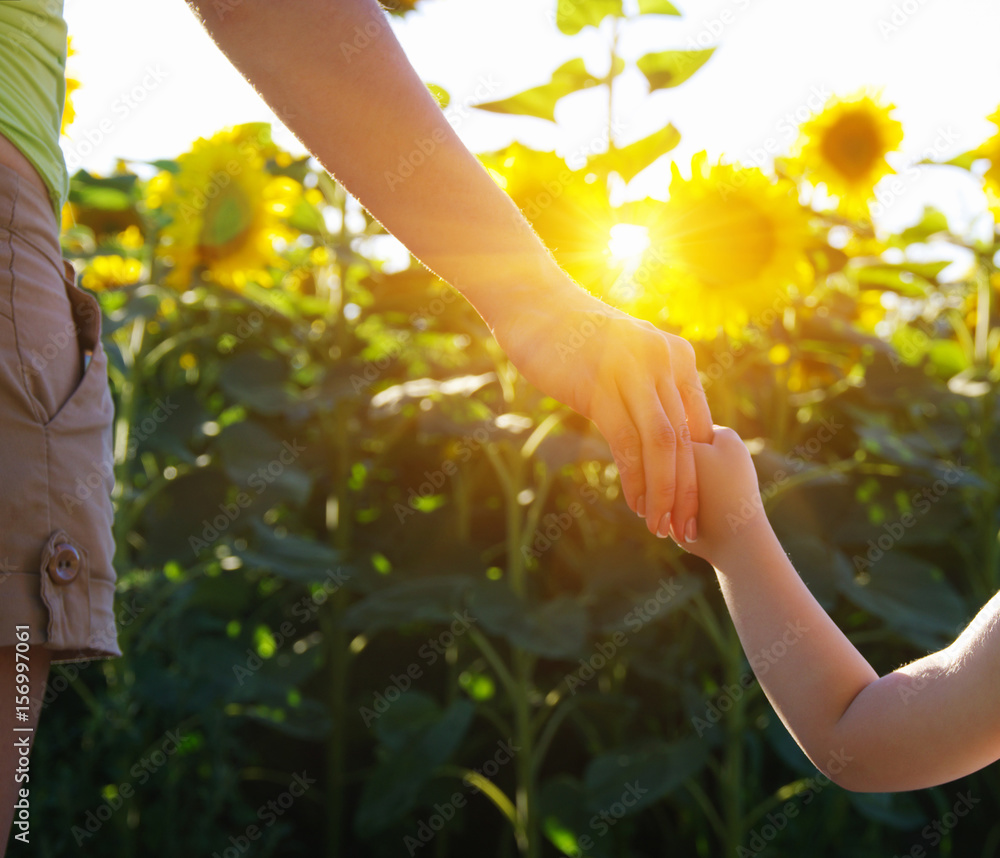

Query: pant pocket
left=11, top=244, right=85, bottom=425
left=41, top=266, right=120, bottom=658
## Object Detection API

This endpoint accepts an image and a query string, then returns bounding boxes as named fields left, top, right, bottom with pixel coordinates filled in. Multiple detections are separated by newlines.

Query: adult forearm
left=186, top=0, right=578, bottom=325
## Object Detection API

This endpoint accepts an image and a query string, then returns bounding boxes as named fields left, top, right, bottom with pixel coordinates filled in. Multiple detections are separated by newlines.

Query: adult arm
left=183, top=0, right=713, bottom=541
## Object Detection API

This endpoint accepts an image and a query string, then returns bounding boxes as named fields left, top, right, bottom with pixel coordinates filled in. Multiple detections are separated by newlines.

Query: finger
left=590, top=390, right=646, bottom=516
left=656, top=376, right=698, bottom=543
left=618, top=374, right=677, bottom=539
left=672, top=340, right=714, bottom=444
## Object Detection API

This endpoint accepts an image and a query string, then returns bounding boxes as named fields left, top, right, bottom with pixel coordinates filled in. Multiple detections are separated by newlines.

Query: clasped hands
left=489, top=284, right=714, bottom=544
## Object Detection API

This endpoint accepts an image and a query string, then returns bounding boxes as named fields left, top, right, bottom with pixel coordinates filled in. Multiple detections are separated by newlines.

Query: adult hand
left=490, top=282, right=713, bottom=542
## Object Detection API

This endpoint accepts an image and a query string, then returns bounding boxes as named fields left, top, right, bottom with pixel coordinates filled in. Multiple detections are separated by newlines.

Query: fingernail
left=685, top=518, right=698, bottom=543
left=636, top=495, right=646, bottom=518
left=656, top=512, right=671, bottom=539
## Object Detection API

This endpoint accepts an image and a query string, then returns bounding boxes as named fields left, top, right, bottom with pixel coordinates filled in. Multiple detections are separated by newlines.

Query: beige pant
left=0, top=161, right=120, bottom=662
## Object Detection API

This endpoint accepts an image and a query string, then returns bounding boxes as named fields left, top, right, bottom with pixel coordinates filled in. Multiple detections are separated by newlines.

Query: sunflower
left=977, top=107, right=1000, bottom=220
left=146, top=123, right=302, bottom=290
left=81, top=255, right=143, bottom=292
left=634, top=151, right=813, bottom=339
left=62, top=37, right=79, bottom=137
left=479, top=142, right=620, bottom=288
left=786, top=91, right=904, bottom=220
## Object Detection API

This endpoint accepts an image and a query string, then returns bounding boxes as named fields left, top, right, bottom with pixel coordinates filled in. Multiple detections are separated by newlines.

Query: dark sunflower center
left=674, top=194, right=777, bottom=287
left=820, top=112, right=882, bottom=180
left=199, top=183, right=254, bottom=253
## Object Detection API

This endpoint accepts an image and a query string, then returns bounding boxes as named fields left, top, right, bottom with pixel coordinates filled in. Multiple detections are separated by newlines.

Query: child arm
left=689, top=427, right=1000, bottom=792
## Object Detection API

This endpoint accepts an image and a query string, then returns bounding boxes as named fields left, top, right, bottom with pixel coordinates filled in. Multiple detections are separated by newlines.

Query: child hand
left=680, top=426, right=771, bottom=567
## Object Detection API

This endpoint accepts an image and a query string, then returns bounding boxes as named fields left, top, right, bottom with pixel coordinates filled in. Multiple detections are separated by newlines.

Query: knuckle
left=612, top=427, right=642, bottom=470
left=673, top=337, right=697, bottom=366
left=653, top=479, right=677, bottom=502
left=648, top=419, right=676, bottom=449
left=676, top=421, right=692, bottom=446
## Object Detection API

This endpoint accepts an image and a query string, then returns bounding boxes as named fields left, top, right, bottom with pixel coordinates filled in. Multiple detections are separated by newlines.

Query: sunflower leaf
left=637, top=48, right=715, bottom=91
left=473, top=59, right=600, bottom=122
left=637, top=0, right=681, bottom=15
left=590, top=123, right=681, bottom=183
left=555, top=0, right=623, bottom=35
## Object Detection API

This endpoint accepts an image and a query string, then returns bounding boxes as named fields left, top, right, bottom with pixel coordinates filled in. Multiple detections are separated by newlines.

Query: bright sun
left=608, top=223, right=650, bottom=267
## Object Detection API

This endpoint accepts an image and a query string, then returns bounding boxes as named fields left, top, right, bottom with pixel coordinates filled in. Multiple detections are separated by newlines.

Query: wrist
left=460, top=261, right=595, bottom=332
left=710, top=514, right=781, bottom=574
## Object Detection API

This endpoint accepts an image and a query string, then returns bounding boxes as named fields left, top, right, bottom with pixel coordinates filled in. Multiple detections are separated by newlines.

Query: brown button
left=48, top=544, right=80, bottom=584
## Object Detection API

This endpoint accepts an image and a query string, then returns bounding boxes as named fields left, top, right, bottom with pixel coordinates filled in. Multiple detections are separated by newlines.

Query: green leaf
left=68, top=170, right=137, bottom=210
left=847, top=791, right=927, bottom=830
left=637, top=0, right=680, bottom=14
left=467, top=583, right=588, bottom=659
left=852, top=264, right=933, bottom=297
left=355, top=697, right=474, bottom=837
left=584, top=737, right=708, bottom=814
left=217, top=352, right=294, bottom=415
left=343, top=577, right=474, bottom=633
left=590, top=123, right=681, bottom=183
left=834, top=552, right=968, bottom=650
left=287, top=196, right=326, bottom=235
left=242, top=697, right=331, bottom=741
left=473, top=59, right=600, bottom=122
left=540, top=777, right=611, bottom=858
left=215, top=422, right=312, bottom=506
left=935, top=149, right=980, bottom=170
left=895, top=206, right=950, bottom=244
left=238, top=522, right=346, bottom=583
left=637, top=48, right=715, bottom=91
left=556, top=0, right=623, bottom=34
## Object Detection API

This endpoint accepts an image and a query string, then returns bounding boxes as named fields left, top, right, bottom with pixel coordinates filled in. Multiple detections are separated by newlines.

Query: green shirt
left=0, top=0, right=68, bottom=220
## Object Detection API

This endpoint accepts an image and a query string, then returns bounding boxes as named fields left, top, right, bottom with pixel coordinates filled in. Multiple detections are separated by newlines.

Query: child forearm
left=714, top=525, right=1000, bottom=791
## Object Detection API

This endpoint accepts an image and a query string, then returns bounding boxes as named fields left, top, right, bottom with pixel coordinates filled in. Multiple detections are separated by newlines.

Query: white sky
left=63, top=0, right=1000, bottom=235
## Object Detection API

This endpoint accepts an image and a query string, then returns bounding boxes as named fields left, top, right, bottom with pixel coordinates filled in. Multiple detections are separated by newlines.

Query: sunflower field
left=31, top=2, right=1000, bottom=857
